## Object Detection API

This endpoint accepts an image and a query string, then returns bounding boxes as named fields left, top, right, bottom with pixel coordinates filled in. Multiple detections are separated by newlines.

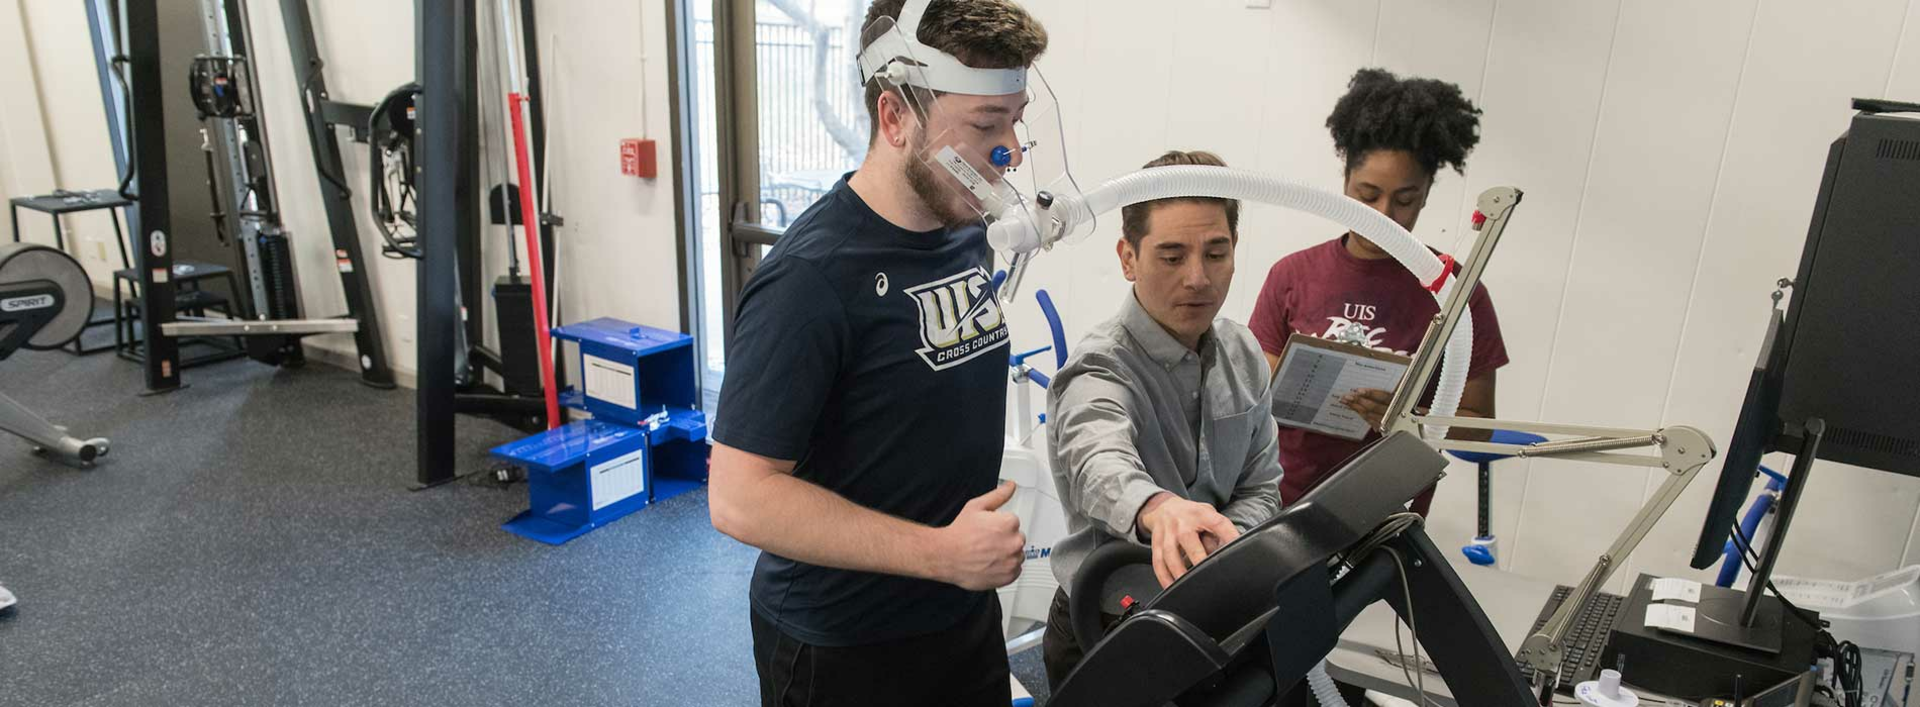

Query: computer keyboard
left=1515, top=585, right=1627, bottom=694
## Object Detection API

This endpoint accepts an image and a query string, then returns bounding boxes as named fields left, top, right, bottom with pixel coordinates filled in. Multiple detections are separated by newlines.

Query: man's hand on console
left=1136, top=492, right=1240, bottom=588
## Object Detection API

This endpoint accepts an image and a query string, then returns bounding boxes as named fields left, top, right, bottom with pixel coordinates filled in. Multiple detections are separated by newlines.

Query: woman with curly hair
left=1248, top=68, right=1510, bottom=516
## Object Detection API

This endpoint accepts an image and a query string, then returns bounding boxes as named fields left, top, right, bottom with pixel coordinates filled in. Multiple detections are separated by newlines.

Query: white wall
left=2, top=0, right=681, bottom=384
left=1001, top=0, right=1920, bottom=591
left=0, top=0, right=62, bottom=251
left=17, top=0, right=124, bottom=282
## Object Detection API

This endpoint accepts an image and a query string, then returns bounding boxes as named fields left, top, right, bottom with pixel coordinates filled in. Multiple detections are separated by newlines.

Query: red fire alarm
left=620, top=138, right=657, bottom=179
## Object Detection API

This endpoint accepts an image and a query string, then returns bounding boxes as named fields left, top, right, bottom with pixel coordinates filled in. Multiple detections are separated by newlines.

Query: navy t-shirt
left=712, top=175, right=1011, bottom=647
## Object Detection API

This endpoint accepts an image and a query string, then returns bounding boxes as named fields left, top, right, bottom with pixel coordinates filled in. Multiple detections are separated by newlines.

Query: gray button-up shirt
left=1046, top=292, right=1284, bottom=593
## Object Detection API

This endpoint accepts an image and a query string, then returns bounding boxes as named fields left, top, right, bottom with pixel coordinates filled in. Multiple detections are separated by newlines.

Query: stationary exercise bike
left=0, top=242, right=111, bottom=465
left=0, top=242, right=109, bottom=612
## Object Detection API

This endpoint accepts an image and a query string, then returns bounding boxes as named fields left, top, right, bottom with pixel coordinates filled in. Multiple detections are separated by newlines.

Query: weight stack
left=257, top=228, right=299, bottom=320
left=248, top=228, right=303, bottom=366
left=493, top=276, right=542, bottom=396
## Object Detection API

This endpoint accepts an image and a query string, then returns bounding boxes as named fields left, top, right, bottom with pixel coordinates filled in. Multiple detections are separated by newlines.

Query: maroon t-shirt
left=1248, top=236, right=1509, bottom=515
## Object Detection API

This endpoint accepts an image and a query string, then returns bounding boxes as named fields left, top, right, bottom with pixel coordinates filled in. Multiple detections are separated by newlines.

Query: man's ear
left=1117, top=237, right=1137, bottom=282
left=876, top=89, right=914, bottom=148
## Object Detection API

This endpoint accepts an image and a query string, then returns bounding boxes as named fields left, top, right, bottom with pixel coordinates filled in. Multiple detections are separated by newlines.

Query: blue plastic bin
left=495, top=420, right=655, bottom=545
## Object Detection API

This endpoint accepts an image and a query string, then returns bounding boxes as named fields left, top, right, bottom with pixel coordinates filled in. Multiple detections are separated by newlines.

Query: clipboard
left=1270, top=333, right=1412, bottom=440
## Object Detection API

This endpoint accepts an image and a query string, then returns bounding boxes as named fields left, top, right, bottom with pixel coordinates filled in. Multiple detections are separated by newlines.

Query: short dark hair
left=1326, top=68, right=1482, bottom=178
left=859, top=0, right=1050, bottom=143
left=1120, top=150, right=1239, bottom=248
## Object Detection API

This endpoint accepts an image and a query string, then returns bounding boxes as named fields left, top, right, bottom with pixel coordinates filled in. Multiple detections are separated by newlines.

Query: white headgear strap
left=856, top=0, right=1028, bottom=96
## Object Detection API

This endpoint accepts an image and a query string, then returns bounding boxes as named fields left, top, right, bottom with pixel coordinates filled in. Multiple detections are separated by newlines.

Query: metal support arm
left=1416, top=417, right=1718, bottom=694
left=1382, top=187, right=1522, bottom=432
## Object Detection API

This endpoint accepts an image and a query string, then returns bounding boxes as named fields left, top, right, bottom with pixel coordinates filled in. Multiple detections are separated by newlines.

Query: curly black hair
left=1326, top=68, right=1482, bottom=177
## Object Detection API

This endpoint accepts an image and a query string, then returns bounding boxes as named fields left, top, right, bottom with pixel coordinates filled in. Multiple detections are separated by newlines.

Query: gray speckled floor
left=0, top=343, right=1055, bottom=707
left=0, top=343, right=761, bottom=707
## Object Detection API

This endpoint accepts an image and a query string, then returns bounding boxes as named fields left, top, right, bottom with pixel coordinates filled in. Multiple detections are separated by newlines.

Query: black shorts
left=751, top=600, right=1010, bottom=707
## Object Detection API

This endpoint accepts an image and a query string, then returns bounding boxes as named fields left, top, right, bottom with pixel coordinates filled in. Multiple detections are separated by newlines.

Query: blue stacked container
left=494, top=318, right=709, bottom=545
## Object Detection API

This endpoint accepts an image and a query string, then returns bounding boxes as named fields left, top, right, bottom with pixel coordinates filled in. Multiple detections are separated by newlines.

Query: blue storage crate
left=494, top=420, right=654, bottom=545
left=551, top=318, right=697, bottom=427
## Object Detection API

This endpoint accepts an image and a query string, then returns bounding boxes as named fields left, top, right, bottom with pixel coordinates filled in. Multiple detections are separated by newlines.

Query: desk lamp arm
left=1411, top=418, right=1717, bottom=702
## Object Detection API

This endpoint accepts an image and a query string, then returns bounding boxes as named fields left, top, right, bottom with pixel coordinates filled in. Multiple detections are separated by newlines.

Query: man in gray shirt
left=1040, top=150, right=1284, bottom=687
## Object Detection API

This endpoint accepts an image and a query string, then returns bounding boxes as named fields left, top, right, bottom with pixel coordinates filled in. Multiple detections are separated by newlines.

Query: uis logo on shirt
left=903, top=266, right=1010, bottom=370
left=1325, top=302, right=1392, bottom=350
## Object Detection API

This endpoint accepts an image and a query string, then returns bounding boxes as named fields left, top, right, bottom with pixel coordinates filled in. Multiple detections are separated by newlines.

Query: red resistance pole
left=507, top=91, right=560, bottom=430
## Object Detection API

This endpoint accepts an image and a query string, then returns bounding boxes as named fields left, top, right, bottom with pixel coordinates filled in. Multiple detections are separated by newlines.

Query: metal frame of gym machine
left=412, top=0, right=563, bottom=488
left=196, top=0, right=301, bottom=357
left=107, top=0, right=394, bottom=394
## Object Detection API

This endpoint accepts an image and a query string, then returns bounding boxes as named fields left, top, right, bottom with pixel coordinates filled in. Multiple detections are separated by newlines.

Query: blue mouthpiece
left=990, top=145, right=1013, bottom=167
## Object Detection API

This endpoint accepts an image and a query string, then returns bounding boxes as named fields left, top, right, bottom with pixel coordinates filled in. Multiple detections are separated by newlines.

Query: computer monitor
left=1694, top=102, right=1920, bottom=570
left=1689, top=309, right=1787, bottom=570
left=1772, top=110, right=1920, bottom=475
left=1684, top=100, right=1920, bottom=648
